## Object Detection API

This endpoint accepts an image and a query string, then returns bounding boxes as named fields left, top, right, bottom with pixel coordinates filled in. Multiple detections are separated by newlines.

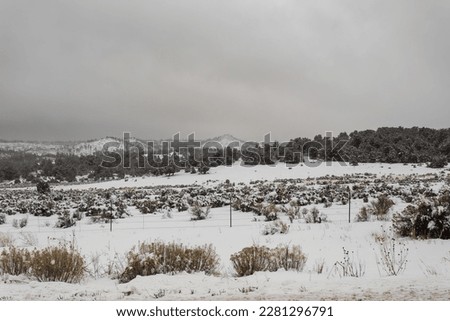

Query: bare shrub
left=419, top=259, right=438, bottom=277
left=0, top=233, right=14, bottom=248
left=189, top=203, right=210, bottom=221
left=331, top=248, right=365, bottom=278
left=374, top=228, right=408, bottom=276
left=19, top=232, right=38, bottom=247
left=105, top=252, right=127, bottom=280
left=120, top=242, right=219, bottom=283
left=355, top=206, right=370, bottom=222
left=372, top=231, right=388, bottom=244
left=87, top=252, right=103, bottom=279
left=369, top=195, right=394, bottom=220
left=230, top=245, right=307, bottom=277
left=313, top=258, right=326, bottom=274
left=262, top=221, right=290, bottom=235
left=271, top=245, right=307, bottom=272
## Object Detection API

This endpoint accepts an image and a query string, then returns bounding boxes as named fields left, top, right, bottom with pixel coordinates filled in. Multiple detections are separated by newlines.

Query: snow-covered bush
left=301, top=208, right=308, bottom=217
left=36, top=181, right=51, bottom=195
left=120, top=242, right=219, bottom=283
left=55, top=210, right=76, bottom=229
left=261, top=203, right=279, bottom=221
left=189, top=203, right=210, bottom=221
left=29, top=200, right=54, bottom=217
left=0, top=232, right=14, bottom=247
left=12, top=217, right=28, bottom=229
left=262, top=221, right=289, bottom=235
left=230, top=245, right=307, bottom=277
left=369, top=195, right=394, bottom=220
left=392, top=198, right=450, bottom=239
left=355, top=206, right=370, bottom=222
left=0, top=213, right=6, bottom=225
left=285, top=205, right=300, bottom=223
left=305, top=207, right=327, bottom=223
left=428, top=156, right=448, bottom=169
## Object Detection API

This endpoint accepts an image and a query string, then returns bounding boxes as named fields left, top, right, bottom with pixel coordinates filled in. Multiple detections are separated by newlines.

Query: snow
left=57, top=162, right=449, bottom=190
left=1, top=163, right=449, bottom=300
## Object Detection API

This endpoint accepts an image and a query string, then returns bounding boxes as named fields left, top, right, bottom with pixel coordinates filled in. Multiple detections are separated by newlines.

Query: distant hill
left=0, top=134, right=246, bottom=155
left=0, top=137, right=122, bottom=156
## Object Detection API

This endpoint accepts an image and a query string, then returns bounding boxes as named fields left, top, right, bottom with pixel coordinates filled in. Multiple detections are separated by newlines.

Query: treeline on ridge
left=0, top=127, right=449, bottom=183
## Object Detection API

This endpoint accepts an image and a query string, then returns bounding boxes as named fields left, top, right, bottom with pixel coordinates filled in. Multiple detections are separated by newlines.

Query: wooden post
left=229, top=191, right=233, bottom=228
left=348, top=187, right=351, bottom=223
left=110, top=199, right=113, bottom=232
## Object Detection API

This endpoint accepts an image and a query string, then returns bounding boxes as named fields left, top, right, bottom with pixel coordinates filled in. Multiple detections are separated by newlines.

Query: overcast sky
left=1, top=0, right=449, bottom=142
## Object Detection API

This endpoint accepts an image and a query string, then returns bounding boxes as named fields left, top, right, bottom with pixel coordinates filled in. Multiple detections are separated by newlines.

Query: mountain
left=201, top=134, right=245, bottom=148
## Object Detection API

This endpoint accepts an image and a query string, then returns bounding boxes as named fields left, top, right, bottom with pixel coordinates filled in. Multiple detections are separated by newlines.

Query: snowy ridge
left=0, top=135, right=246, bottom=155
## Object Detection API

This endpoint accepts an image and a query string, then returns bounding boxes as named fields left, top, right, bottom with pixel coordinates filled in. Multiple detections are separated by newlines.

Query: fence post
left=229, top=192, right=233, bottom=228
left=110, top=199, right=113, bottom=232
left=348, top=187, right=351, bottom=223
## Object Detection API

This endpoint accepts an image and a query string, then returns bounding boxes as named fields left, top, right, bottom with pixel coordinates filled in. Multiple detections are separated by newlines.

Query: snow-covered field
left=1, top=163, right=450, bottom=300
left=52, top=161, right=447, bottom=190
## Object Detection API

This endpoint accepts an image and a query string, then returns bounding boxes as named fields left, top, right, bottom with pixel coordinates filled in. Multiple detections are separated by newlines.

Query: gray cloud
left=1, top=0, right=449, bottom=141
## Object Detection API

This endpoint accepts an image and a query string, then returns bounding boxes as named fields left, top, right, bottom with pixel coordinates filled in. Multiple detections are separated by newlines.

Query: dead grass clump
left=0, top=246, right=85, bottom=283
left=0, top=247, right=31, bottom=275
left=271, top=245, right=307, bottom=272
left=262, top=221, right=290, bottom=235
left=30, top=246, right=85, bottom=283
left=230, top=245, right=307, bottom=277
left=229, top=245, right=271, bottom=277
left=120, top=241, right=219, bottom=283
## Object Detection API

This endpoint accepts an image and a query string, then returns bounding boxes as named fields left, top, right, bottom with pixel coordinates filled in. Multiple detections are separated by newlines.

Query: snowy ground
left=53, top=162, right=448, bottom=190
left=1, top=163, right=450, bottom=300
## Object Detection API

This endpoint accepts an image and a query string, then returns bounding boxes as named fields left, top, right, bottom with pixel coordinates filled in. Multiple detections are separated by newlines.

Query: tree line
left=0, top=127, right=449, bottom=183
